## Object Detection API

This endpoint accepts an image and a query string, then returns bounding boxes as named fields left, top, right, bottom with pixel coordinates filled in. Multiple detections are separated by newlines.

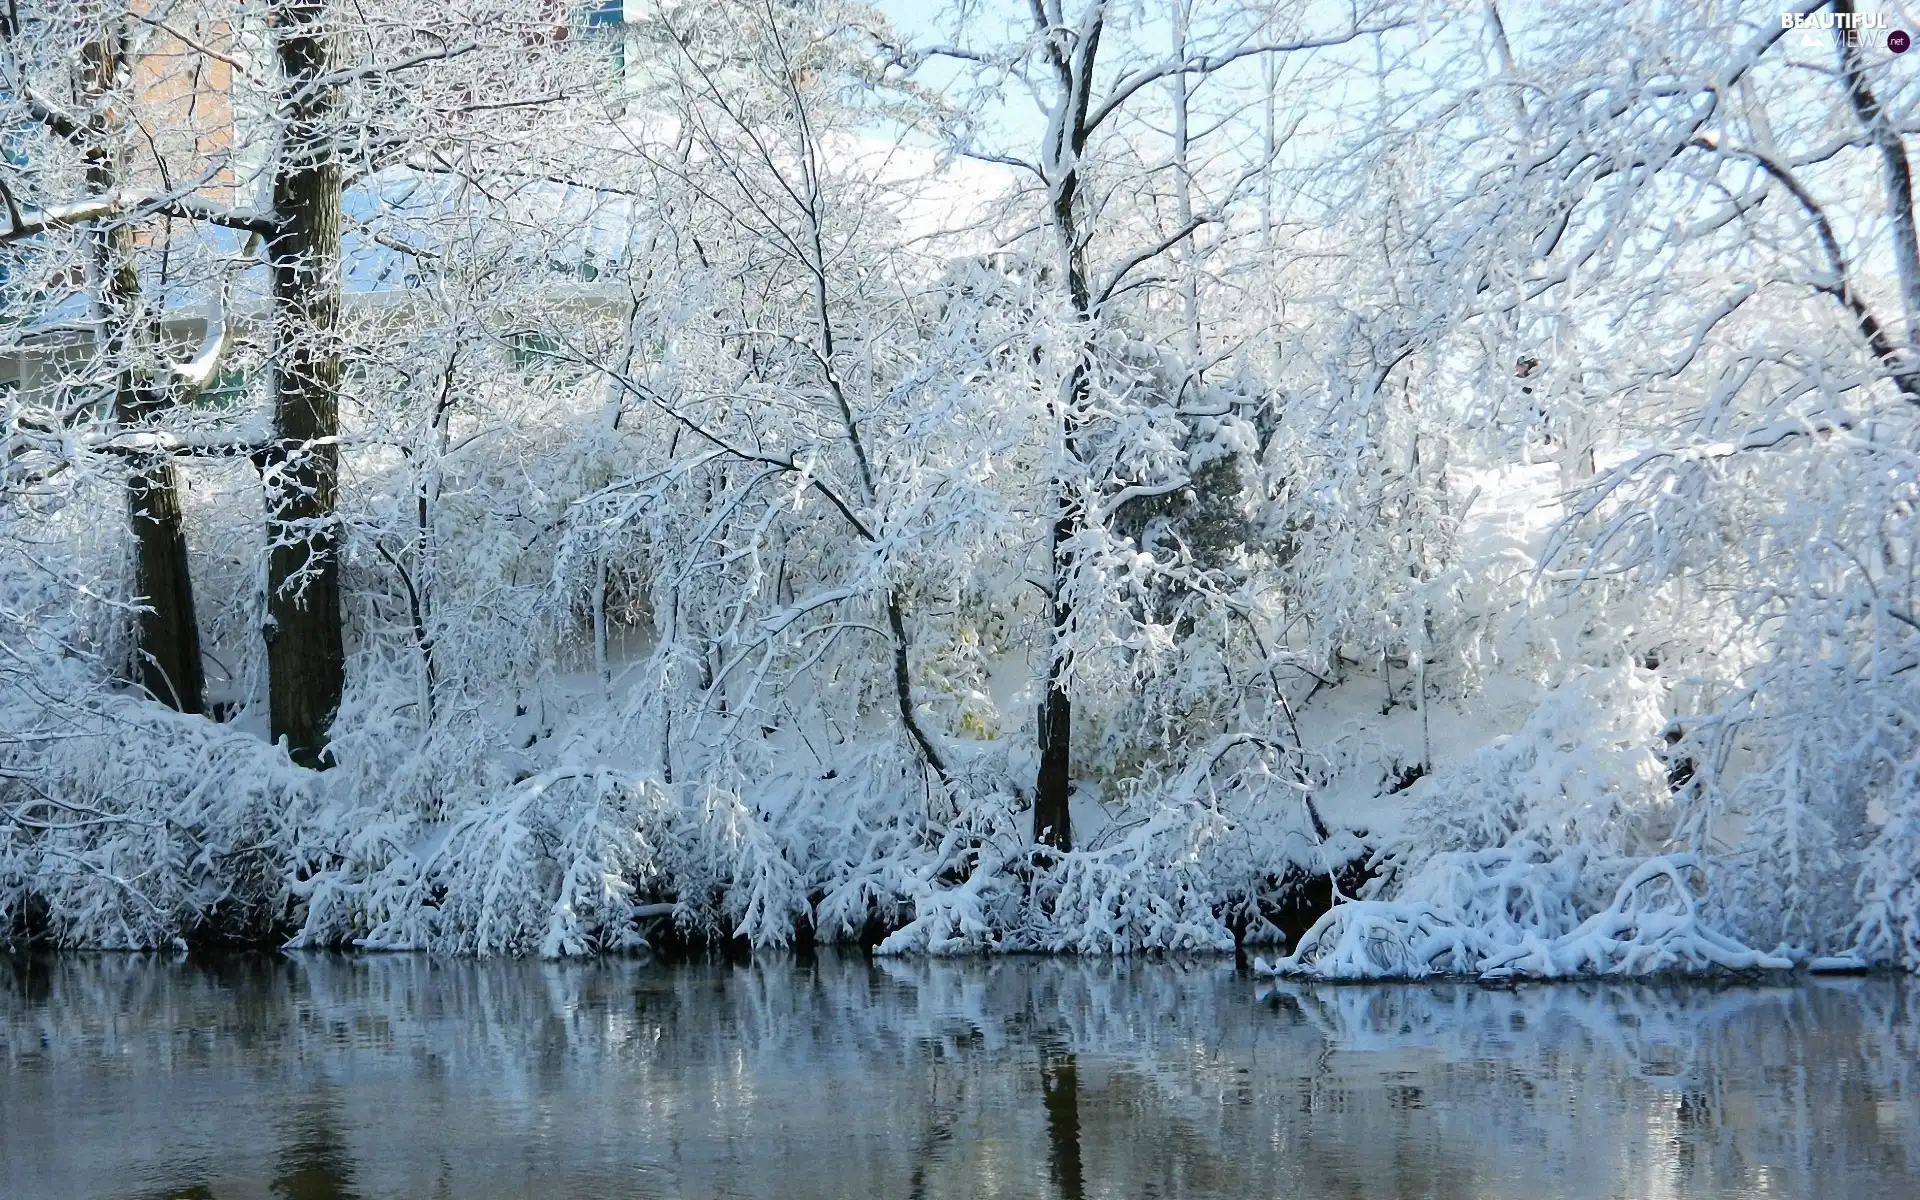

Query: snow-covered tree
left=5, top=0, right=1920, bottom=974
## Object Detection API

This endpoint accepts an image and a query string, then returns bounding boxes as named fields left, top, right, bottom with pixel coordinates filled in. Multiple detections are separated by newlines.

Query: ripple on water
left=2, top=953, right=1916, bottom=1199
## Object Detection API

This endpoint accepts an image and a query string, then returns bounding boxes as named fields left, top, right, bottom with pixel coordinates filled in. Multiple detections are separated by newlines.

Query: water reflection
left=1040, top=1046, right=1083, bottom=1200
left=2, top=953, right=1917, bottom=1198
left=271, top=1094, right=359, bottom=1200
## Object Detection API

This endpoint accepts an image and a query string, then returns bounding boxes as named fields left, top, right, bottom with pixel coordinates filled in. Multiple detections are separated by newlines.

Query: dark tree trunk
left=128, top=454, right=206, bottom=712
left=1834, top=1, right=1920, bottom=346
left=1032, top=187, right=1094, bottom=854
left=82, top=28, right=205, bottom=715
left=886, top=594, right=950, bottom=784
left=264, top=0, right=345, bottom=768
left=1033, top=499, right=1076, bottom=852
left=1028, top=13, right=1106, bottom=852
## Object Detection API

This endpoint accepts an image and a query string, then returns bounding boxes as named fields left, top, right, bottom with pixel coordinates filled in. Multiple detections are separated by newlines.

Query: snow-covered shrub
left=1259, top=668, right=1789, bottom=978
left=0, top=697, right=314, bottom=949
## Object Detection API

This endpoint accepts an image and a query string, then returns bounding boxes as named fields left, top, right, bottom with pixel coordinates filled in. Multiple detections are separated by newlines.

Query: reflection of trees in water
left=1039, top=1046, right=1083, bottom=1200
left=272, top=1091, right=359, bottom=1200
left=1256, top=978, right=1920, bottom=1195
left=3, top=955, right=1919, bottom=1198
left=904, top=1061, right=961, bottom=1200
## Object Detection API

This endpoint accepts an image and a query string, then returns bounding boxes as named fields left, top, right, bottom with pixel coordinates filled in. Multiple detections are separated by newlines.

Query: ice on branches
left=7, top=0, right=1920, bottom=974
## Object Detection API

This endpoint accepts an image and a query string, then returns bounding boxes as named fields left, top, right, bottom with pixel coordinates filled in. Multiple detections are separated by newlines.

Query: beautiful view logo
left=1783, top=9, right=1909, bottom=52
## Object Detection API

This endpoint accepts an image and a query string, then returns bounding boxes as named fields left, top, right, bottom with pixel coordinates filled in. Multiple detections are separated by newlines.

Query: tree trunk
left=1033, top=179, right=1094, bottom=855
left=1028, top=11, right=1108, bottom=853
left=82, top=26, right=205, bottom=715
left=128, top=454, right=206, bottom=712
left=1033, top=361, right=1084, bottom=849
left=1835, top=0, right=1920, bottom=347
left=1034, top=516, right=1075, bottom=852
left=264, top=0, right=345, bottom=767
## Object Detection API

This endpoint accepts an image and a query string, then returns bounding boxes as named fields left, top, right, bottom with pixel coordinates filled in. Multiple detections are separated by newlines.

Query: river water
left=2, top=953, right=1916, bottom=1198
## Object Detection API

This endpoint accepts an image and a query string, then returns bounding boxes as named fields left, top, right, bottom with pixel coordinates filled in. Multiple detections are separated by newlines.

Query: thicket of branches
left=3, top=0, right=1918, bottom=975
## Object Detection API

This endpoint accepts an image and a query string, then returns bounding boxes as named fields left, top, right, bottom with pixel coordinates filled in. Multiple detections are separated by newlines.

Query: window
left=1, top=124, right=29, bottom=168
left=2, top=83, right=38, bottom=293
left=1, top=76, right=34, bottom=168
left=508, top=330, right=565, bottom=370
left=579, top=1, right=625, bottom=74
left=196, top=366, right=251, bottom=410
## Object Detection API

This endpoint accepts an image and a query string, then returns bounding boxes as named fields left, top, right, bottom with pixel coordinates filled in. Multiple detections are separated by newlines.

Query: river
left=3, top=953, right=1916, bottom=1197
